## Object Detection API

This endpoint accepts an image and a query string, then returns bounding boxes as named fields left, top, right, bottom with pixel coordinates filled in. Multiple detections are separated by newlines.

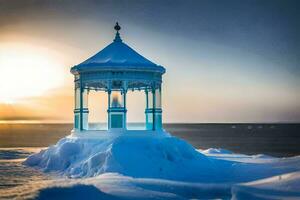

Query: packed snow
left=201, top=148, right=233, bottom=155
left=23, top=130, right=300, bottom=199
left=232, top=172, right=300, bottom=200
left=25, top=131, right=215, bottom=181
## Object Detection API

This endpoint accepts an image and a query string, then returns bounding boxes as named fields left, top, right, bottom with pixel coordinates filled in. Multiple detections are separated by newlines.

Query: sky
left=0, top=0, right=300, bottom=123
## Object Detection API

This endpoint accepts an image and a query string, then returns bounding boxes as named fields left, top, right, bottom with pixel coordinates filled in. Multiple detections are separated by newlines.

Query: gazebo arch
left=70, top=23, right=166, bottom=132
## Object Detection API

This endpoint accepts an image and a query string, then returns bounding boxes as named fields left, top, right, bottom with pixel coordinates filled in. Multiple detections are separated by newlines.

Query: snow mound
left=25, top=132, right=217, bottom=182
left=36, top=184, right=121, bottom=200
left=202, top=148, right=233, bottom=154
left=232, top=171, right=300, bottom=199
left=29, top=173, right=231, bottom=200
left=16, top=133, right=300, bottom=199
left=252, top=154, right=274, bottom=159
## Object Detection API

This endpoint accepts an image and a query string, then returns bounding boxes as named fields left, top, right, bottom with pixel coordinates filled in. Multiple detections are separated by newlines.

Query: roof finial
left=114, top=22, right=121, bottom=32
left=114, top=22, right=122, bottom=42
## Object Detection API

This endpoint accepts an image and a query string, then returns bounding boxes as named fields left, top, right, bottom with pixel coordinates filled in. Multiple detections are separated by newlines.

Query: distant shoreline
left=0, top=121, right=300, bottom=125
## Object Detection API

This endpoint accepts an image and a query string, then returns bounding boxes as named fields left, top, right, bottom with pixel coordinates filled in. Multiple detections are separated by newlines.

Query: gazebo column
left=74, top=78, right=89, bottom=131
left=123, top=87, right=127, bottom=129
left=74, top=85, right=80, bottom=130
left=145, top=85, right=162, bottom=130
left=145, top=89, right=151, bottom=130
left=80, top=87, right=89, bottom=130
left=107, top=90, right=111, bottom=129
left=153, top=86, right=162, bottom=130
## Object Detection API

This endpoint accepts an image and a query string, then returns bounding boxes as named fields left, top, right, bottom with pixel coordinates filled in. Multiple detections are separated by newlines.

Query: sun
left=0, top=43, right=64, bottom=103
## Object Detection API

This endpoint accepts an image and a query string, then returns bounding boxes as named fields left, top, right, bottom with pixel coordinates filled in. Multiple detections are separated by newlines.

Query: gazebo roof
left=71, top=24, right=165, bottom=74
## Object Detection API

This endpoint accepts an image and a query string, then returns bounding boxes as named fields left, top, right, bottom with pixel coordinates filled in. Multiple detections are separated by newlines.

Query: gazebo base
left=70, top=129, right=170, bottom=139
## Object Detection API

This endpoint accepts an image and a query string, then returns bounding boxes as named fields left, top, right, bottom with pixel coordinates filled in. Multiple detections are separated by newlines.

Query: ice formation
left=24, top=131, right=300, bottom=199
left=25, top=131, right=216, bottom=181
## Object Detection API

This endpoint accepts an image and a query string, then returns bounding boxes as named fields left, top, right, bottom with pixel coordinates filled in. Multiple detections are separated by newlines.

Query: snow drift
left=232, top=171, right=300, bottom=200
left=25, top=131, right=300, bottom=182
left=27, top=172, right=300, bottom=200
left=25, top=131, right=217, bottom=182
left=24, top=131, right=300, bottom=199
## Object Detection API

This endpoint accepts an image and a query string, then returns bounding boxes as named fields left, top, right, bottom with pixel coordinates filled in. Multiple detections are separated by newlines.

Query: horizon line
left=0, top=120, right=299, bottom=125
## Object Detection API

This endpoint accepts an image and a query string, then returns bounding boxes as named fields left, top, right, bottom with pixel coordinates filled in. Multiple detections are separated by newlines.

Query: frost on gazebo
left=70, top=23, right=166, bottom=131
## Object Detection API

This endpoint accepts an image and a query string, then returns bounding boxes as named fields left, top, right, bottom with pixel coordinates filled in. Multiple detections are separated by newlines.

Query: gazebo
left=70, top=23, right=166, bottom=132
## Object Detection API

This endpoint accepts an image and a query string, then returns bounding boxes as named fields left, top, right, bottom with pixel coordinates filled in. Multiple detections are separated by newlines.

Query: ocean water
left=1, top=123, right=300, bottom=156
left=0, top=123, right=299, bottom=198
left=0, top=148, right=51, bottom=199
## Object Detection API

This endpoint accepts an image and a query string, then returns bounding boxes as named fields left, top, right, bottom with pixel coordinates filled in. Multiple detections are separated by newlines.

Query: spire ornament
left=114, top=22, right=122, bottom=42
left=114, top=22, right=121, bottom=32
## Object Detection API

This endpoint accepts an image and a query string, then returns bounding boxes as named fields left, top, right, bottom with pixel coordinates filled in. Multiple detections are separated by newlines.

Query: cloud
left=0, top=87, right=73, bottom=122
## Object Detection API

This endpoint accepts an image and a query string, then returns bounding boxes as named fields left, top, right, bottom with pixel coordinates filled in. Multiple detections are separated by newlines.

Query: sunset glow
left=0, top=43, right=64, bottom=103
left=0, top=0, right=299, bottom=123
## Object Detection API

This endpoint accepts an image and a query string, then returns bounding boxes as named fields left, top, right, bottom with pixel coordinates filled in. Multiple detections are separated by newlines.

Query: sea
left=0, top=123, right=300, bottom=198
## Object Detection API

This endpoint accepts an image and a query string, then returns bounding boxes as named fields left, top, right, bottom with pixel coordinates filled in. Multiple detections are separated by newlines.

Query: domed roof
left=71, top=24, right=165, bottom=74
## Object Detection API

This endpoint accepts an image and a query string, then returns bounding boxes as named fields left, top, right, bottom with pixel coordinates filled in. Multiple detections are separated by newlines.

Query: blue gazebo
left=71, top=23, right=166, bottom=132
